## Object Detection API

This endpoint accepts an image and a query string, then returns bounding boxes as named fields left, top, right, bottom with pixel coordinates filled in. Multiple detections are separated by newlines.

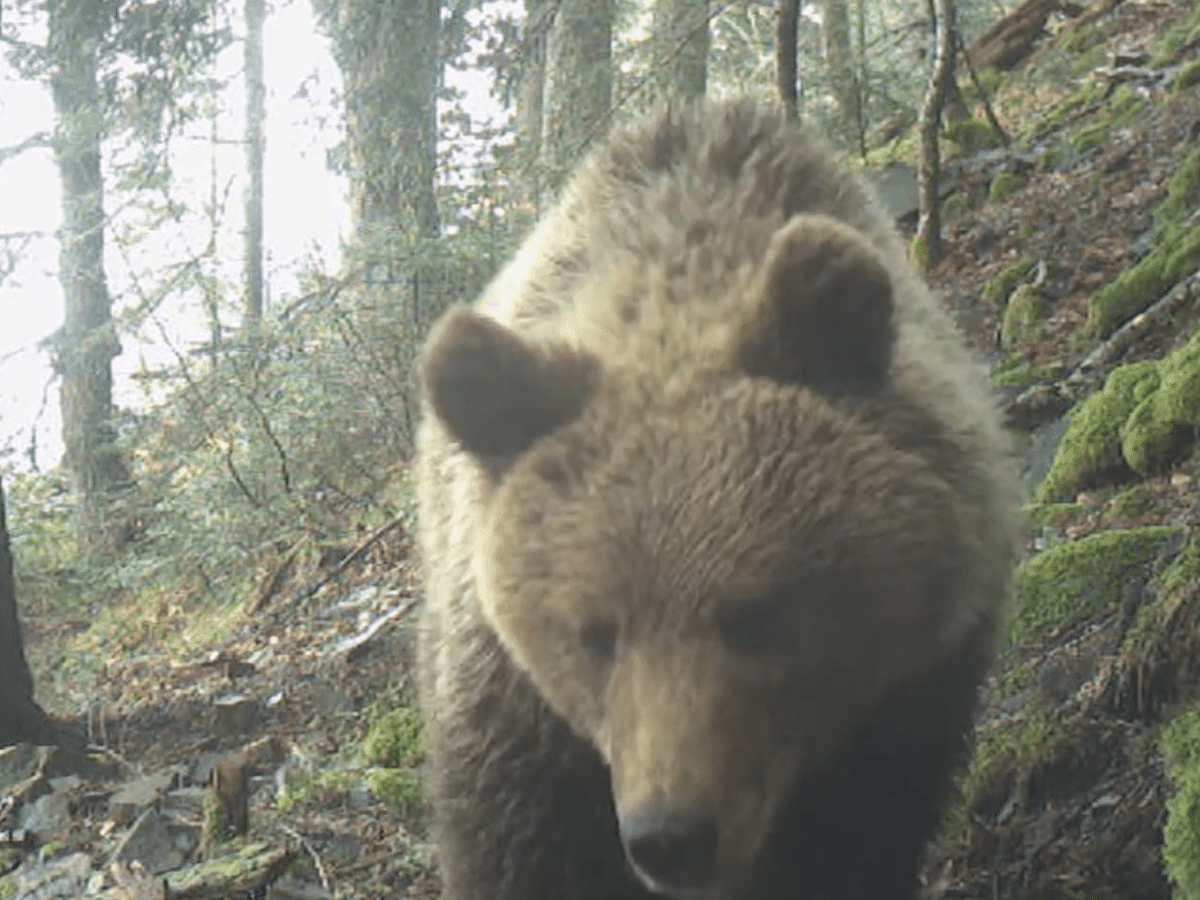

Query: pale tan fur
left=415, top=97, right=1021, bottom=900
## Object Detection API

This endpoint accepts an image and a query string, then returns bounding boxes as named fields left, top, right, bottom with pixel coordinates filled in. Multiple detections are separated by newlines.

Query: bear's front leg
left=428, top=646, right=658, bottom=900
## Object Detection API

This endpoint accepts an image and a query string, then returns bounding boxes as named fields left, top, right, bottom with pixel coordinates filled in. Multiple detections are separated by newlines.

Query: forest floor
left=7, top=0, right=1200, bottom=897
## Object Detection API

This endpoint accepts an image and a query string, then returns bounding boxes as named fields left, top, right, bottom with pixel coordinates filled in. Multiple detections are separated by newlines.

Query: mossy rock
left=1035, top=359, right=1160, bottom=502
left=989, top=171, right=1022, bottom=202
left=945, top=116, right=1004, bottom=153
left=1008, top=525, right=1185, bottom=645
left=1120, top=333, right=1200, bottom=474
left=943, top=191, right=970, bottom=218
left=1025, top=502, right=1084, bottom=528
left=1085, top=220, right=1200, bottom=338
left=981, top=255, right=1035, bottom=306
left=1000, top=284, right=1048, bottom=348
left=1106, top=483, right=1155, bottom=518
left=1160, top=695, right=1200, bottom=899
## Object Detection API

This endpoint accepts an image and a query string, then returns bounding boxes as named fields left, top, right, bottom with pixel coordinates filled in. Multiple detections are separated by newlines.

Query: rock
left=112, top=808, right=187, bottom=875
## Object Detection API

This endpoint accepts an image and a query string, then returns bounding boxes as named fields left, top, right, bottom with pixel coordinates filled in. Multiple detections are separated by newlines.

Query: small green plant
left=362, top=706, right=422, bottom=768
left=365, top=767, right=426, bottom=816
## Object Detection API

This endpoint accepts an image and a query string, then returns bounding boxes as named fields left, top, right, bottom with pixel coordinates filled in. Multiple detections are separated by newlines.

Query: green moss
left=1035, top=360, right=1160, bottom=501
left=1160, top=694, right=1200, bottom=899
left=1007, top=525, right=1184, bottom=645
left=981, top=255, right=1035, bottom=306
left=1106, top=483, right=1155, bottom=518
left=1156, top=146, right=1200, bottom=227
left=1085, top=220, right=1200, bottom=337
left=1062, top=21, right=1104, bottom=52
left=362, top=706, right=422, bottom=768
left=1152, top=23, right=1193, bottom=68
left=1163, top=534, right=1200, bottom=596
left=1041, top=145, right=1062, bottom=170
left=1070, top=43, right=1108, bottom=76
left=989, top=171, right=1023, bottom=202
left=910, top=233, right=930, bottom=271
left=1000, top=284, right=1047, bottom=348
left=943, top=191, right=969, bottom=218
left=1176, top=57, right=1200, bottom=92
left=993, top=361, right=1064, bottom=388
left=1108, top=85, right=1146, bottom=127
left=1025, top=502, right=1084, bottom=528
left=994, top=660, right=1036, bottom=700
left=966, top=708, right=1072, bottom=812
left=972, top=67, right=1003, bottom=99
left=1121, top=332, right=1200, bottom=474
left=945, top=116, right=1004, bottom=153
left=365, top=767, right=426, bottom=815
left=276, top=769, right=357, bottom=814
left=0, top=875, right=13, bottom=900
left=1071, top=122, right=1110, bottom=155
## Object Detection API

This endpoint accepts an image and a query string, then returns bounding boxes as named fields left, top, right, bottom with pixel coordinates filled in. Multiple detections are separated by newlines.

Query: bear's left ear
left=419, top=307, right=599, bottom=464
left=739, top=214, right=895, bottom=395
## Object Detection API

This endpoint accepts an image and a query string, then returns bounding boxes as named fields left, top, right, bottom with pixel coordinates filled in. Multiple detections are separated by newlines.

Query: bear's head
left=420, top=215, right=971, bottom=899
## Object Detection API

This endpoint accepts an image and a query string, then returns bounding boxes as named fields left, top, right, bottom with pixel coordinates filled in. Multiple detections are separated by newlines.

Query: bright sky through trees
left=0, top=1, right=349, bottom=468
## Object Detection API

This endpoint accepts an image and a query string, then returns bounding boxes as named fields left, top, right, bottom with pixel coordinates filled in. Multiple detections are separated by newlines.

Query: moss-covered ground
left=1007, top=525, right=1185, bottom=645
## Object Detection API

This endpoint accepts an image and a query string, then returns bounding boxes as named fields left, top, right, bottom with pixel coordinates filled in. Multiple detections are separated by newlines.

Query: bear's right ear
left=739, top=214, right=895, bottom=396
left=419, top=307, right=599, bottom=464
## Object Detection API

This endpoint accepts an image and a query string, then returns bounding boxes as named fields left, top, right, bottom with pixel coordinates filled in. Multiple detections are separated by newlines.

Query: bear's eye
left=717, top=600, right=790, bottom=657
left=579, top=620, right=618, bottom=663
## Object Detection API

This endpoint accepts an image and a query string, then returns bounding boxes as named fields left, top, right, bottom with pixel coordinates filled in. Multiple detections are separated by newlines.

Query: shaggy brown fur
left=415, top=98, right=1021, bottom=900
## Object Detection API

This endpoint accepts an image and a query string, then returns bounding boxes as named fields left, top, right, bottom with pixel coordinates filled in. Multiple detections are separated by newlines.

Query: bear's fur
left=415, top=98, right=1020, bottom=900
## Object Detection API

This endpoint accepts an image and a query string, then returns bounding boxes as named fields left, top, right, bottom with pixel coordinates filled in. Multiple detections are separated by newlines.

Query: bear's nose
left=619, top=803, right=717, bottom=891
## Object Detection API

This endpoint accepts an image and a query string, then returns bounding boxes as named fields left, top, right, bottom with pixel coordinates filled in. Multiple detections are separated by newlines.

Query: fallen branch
left=284, top=515, right=408, bottom=609
left=337, top=597, right=420, bottom=662
left=1005, top=267, right=1200, bottom=430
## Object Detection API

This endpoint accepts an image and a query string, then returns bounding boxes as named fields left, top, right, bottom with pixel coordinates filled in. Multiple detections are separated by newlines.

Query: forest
left=3, top=0, right=1200, bottom=897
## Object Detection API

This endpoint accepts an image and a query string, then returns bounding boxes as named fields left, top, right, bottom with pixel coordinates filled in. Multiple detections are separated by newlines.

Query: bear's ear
left=740, top=214, right=895, bottom=395
left=419, top=307, right=599, bottom=463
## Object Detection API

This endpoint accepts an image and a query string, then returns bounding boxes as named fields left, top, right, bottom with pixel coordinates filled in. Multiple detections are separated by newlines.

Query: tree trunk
left=540, top=0, right=613, bottom=198
left=820, top=0, right=860, bottom=148
left=650, top=0, right=709, bottom=102
left=514, top=0, right=549, bottom=222
left=915, top=0, right=956, bottom=269
left=0, top=478, right=58, bottom=748
left=333, top=0, right=441, bottom=241
left=776, top=0, right=802, bottom=119
left=243, top=0, right=266, bottom=328
left=48, top=1, right=132, bottom=554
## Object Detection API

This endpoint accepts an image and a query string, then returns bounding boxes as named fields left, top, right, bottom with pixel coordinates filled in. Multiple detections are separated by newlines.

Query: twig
left=280, top=825, right=331, bottom=892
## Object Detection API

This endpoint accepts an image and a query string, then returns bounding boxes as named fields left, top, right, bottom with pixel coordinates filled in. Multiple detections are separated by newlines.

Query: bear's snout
left=619, top=802, right=718, bottom=894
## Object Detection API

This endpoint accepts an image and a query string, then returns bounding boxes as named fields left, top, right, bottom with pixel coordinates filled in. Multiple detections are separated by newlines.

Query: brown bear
left=414, top=97, right=1020, bottom=900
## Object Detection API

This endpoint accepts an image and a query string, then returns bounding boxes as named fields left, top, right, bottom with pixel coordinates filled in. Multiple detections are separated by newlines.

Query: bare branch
left=0, top=132, right=51, bottom=166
